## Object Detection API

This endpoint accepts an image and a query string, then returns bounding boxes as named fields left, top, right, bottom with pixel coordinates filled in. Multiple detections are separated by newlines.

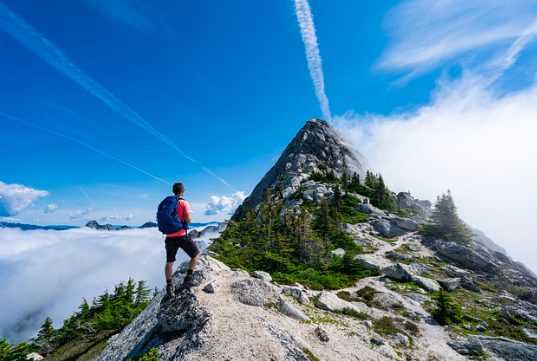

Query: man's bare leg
left=182, top=252, right=201, bottom=286
left=165, top=262, right=174, bottom=297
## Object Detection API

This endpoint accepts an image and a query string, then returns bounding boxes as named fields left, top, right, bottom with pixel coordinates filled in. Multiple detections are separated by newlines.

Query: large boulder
left=393, top=217, right=420, bottom=231
left=370, top=218, right=414, bottom=238
left=354, top=255, right=383, bottom=271
left=372, top=293, right=403, bottom=310
left=355, top=203, right=385, bottom=217
left=382, top=263, right=414, bottom=281
left=435, top=241, right=500, bottom=274
left=438, top=278, right=461, bottom=292
left=277, top=296, right=310, bottom=322
left=231, top=279, right=277, bottom=306
left=282, top=287, right=310, bottom=305
left=477, top=336, right=537, bottom=360
left=412, top=276, right=441, bottom=293
left=316, top=291, right=361, bottom=313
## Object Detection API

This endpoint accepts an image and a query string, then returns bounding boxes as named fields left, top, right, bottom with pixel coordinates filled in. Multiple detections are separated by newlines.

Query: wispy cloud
left=69, top=208, right=93, bottom=220
left=83, top=0, right=170, bottom=35
left=378, top=0, right=537, bottom=77
left=204, top=191, right=246, bottom=216
left=100, top=213, right=136, bottom=222
left=0, top=181, right=49, bottom=217
left=78, top=186, right=99, bottom=210
left=0, top=112, right=171, bottom=185
left=0, top=2, right=231, bottom=190
left=292, top=0, right=331, bottom=121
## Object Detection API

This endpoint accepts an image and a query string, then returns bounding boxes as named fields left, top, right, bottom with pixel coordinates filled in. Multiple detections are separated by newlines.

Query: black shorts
left=165, top=234, right=200, bottom=262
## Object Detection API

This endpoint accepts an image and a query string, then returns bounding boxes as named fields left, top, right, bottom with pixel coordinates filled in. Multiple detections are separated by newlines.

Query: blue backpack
left=156, top=196, right=188, bottom=234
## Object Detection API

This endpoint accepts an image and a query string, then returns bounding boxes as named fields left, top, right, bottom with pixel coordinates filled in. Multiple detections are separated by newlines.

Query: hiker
left=163, top=182, right=200, bottom=297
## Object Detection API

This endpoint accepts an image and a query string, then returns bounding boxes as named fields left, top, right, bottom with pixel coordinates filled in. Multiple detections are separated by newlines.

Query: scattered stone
left=438, top=278, right=461, bottom=292
left=377, top=344, right=399, bottom=359
left=277, top=296, right=310, bottom=322
left=230, top=268, right=250, bottom=278
left=460, top=276, right=482, bottom=293
left=477, top=335, right=537, bottom=360
left=353, top=237, right=374, bottom=247
left=316, top=291, right=361, bottom=313
left=407, top=243, right=421, bottom=252
left=355, top=203, right=385, bottom=216
left=252, top=270, right=272, bottom=282
left=361, top=320, right=373, bottom=328
left=203, top=280, right=219, bottom=293
left=350, top=301, right=372, bottom=314
left=524, top=328, right=537, bottom=340
left=403, top=294, right=431, bottom=304
left=331, top=248, right=345, bottom=257
left=386, top=251, right=412, bottom=262
left=447, top=337, right=483, bottom=356
left=476, top=325, right=487, bottom=332
left=25, top=353, right=44, bottom=361
left=282, top=287, right=310, bottom=304
left=393, top=333, right=410, bottom=348
left=315, top=326, right=330, bottom=342
left=371, top=337, right=385, bottom=346
left=372, top=293, right=403, bottom=310
left=412, top=276, right=441, bottom=293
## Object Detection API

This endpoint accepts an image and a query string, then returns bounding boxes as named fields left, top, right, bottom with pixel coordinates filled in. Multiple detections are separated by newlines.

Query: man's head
left=172, top=182, right=185, bottom=196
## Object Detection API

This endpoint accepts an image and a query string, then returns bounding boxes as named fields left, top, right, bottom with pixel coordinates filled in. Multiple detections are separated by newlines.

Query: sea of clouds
left=0, top=225, right=218, bottom=343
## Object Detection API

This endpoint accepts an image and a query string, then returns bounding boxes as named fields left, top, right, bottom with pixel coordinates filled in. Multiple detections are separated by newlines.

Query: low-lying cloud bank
left=334, top=74, right=537, bottom=273
left=0, top=226, right=219, bottom=343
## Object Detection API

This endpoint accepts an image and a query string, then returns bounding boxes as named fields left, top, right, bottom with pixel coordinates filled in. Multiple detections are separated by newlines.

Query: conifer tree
left=423, top=190, right=473, bottom=245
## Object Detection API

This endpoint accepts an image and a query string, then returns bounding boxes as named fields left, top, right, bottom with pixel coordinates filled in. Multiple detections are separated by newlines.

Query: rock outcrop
left=233, top=118, right=370, bottom=220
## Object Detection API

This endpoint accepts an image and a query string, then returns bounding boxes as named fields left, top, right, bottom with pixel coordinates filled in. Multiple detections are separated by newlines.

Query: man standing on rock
left=164, top=182, right=200, bottom=297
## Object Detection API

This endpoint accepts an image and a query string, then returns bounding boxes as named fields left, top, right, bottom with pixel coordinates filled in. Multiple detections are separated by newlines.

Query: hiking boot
left=181, top=275, right=196, bottom=288
left=166, top=285, right=174, bottom=298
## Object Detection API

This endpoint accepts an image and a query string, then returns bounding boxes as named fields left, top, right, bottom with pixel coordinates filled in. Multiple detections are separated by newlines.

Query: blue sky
left=1, top=0, right=537, bottom=271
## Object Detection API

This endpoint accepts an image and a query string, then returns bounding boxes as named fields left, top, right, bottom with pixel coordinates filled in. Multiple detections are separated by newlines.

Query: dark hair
left=172, top=182, right=185, bottom=195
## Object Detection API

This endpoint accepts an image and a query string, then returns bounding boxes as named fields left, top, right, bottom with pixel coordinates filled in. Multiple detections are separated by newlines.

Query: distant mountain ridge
left=0, top=221, right=220, bottom=231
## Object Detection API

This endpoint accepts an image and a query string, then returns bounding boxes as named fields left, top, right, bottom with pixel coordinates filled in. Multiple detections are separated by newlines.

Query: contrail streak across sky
left=0, top=1, right=233, bottom=190
left=292, top=0, right=331, bottom=122
left=0, top=111, right=172, bottom=186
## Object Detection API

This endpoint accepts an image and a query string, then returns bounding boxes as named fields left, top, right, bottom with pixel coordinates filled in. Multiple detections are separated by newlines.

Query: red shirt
left=165, top=199, right=191, bottom=237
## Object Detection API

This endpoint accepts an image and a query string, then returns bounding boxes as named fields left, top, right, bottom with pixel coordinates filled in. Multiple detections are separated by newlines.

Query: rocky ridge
left=96, top=118, right=537, bottom=361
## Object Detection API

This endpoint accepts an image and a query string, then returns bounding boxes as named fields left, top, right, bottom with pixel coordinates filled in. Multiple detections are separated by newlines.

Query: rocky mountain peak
left=234, top=118, right=370, bottom=219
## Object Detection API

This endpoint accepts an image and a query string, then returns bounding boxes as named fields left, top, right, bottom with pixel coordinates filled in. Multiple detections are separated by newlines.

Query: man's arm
left=185, top=212, right=192, bottom=224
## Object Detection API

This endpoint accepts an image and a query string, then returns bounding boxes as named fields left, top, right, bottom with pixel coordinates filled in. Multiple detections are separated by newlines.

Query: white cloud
left=69, top=208, right=92, bottom=220
left=292, top=0, right=331, bottom=121
left=44, top=204, right=59, bottom=214
left=204, top=192, right=247, bottom=216
left=0, top=226, right=217, bottom=343
left=378, top=0, right=537, bottom=74
left=334, top=71, right=537, bottom=274
left=0, top=181, right=49, bottom=217
left=100, top=213, right=136, bottom=222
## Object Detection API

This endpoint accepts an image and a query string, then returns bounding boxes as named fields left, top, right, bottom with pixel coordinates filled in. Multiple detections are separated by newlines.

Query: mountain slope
left=94, top=118, right=537, bottom=361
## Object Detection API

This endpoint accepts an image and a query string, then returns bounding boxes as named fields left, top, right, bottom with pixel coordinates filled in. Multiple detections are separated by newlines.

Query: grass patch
left=302, top=348, right=321, bottom=361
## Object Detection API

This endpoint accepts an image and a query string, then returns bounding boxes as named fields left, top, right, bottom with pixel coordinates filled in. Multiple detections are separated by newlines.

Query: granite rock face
left=233, top=118, right=370, bottom=220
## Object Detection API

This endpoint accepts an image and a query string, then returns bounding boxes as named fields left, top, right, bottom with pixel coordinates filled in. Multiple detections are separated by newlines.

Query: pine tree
left=424, top=190, right=473, bottom=245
